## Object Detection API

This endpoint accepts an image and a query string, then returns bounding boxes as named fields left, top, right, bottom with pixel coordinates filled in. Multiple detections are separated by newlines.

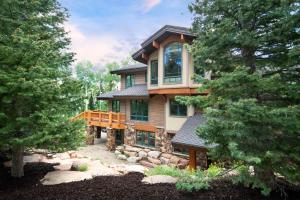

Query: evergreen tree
left=0, top=0, right=84, bottom=177
left=183, top=0, right=300, bottom=194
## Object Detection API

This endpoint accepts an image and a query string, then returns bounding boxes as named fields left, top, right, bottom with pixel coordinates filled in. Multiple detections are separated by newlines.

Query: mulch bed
left=0, top=162, right=299, bottom=200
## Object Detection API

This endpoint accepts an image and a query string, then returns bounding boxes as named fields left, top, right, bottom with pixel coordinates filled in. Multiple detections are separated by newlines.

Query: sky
left=59, top=0, right=194, bottom=69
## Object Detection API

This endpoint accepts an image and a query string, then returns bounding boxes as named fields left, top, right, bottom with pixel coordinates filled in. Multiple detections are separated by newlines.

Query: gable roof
left=110, top=63, right=147, bottom=75
left=97, top=84, right=148, bottom=100
left=132, top=25, right=196, bottom=64
left=171, top=114, right=215, bottom=149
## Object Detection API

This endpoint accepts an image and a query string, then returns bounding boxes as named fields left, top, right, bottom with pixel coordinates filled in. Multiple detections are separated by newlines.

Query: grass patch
left=145, top=165, right=183, bottom=177
left=74, top=163, right=88, bottom=172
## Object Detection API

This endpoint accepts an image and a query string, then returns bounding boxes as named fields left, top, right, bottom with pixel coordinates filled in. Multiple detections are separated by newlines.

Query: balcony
left=73, top=110, right=126, bottom=129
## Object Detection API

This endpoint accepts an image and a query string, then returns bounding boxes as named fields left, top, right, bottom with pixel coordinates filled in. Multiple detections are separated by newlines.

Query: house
left=75, top=25, right=211, bottom=169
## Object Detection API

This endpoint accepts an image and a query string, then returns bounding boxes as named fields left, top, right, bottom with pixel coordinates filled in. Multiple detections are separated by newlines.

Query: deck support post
left=189, top=148, right=197, bottom=171
left=106, top=127, right=115, bottom=151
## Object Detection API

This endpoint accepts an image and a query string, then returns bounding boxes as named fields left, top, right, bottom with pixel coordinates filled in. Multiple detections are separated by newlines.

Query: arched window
left=163, top=42, right=183, bottom=83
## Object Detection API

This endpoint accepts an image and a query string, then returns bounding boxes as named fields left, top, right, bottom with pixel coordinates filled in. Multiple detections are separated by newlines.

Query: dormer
left=132, top=25, right=203, bottom=95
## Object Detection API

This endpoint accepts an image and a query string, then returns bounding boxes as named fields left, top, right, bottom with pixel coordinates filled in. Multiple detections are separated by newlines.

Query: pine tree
left=0, top=0, right=84, bottom=177
left=184, top=0, right=300, bottom=194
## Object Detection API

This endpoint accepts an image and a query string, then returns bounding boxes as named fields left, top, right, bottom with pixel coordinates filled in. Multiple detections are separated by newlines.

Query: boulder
left=88, top=160, right=119, bottom=177
left=125, top=146, right=141, bottom=152
left=68, top=151, right=77, bottom=159
left=178, top=158, right=189, bottom=169
left=57, top=152, right=70, bottom=160
left=161, top=153, right=172, bottom=159
left=143, top=149, right=151, bottom=153
left=117, top=154, right=127, bottom=160
left=124, top=150, right=137, bottom=157
left=41, top=171, right=92, bottom=185
left=139, top=160, right=157, bottom=168
left=147, top=157, right=161, bottom=165
left=54, top=160, right=73, bottom=171
left=24, top=154, right=46, bottom=163
left=124, top=165, right=148, bottom=174
left=114, top=150, right=121, bottom=155
left=147, top=151, right=161, bottom=159
left=142, top=175, right=178, bottom=184
left=169, top=156, right=180, bottom=165
left=160, top=157, right=170, bottom=165
left=127, top=157, right=142, bottom=163
left=116, top=146, right=124, bottom=152
left=138, top=151, right=147, bottom=158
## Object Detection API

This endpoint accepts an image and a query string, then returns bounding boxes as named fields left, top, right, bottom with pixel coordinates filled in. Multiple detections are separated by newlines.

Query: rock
left=46, top=153, right=54, bottom=159
left=41, top=171, right=92, bottom=185
left=125, top=146, right=141, bottom=152
left=117, top=154, right=127, bottom=160
left=116, top=146, right=124, bottom=152
left=68, top=151, right=77, bottom=159
left=24, top=154, right=46, bottom=163
left=143, top=149, right=151, bottom=153
left=124, top=150, right=137, bottom=157
left=142, top=175, right=178, bottom=184
left=147, top=157, right=161, bottom=165
left=53, top=160, right=73, bottom=171
left=169, top=156, right=180, bottom=165
left=57, top=152, right=70, bottom=160
left=88, top=160, right=119, bottom=177
left=147, top=151, right=161, bottom=159
left=138, top=151, right=147, bottom=158
left=160, top=157, right=170, bottom=165
left=114, top=150, right=121, bottom=155
left=161, top=153, right=172, bottom=159
left=124, top=165, right=147, bottom=174
left=139, top=160, right=157, bottom=168
left=178, top=158, right=189, bottom=168
left=127, top=157, right=142, bottom=163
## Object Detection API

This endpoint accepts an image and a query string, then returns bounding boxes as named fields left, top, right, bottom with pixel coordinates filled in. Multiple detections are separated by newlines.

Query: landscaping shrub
left=73, top=163, right=88, bottom=172
left=145, top=165, right=183, bottom=177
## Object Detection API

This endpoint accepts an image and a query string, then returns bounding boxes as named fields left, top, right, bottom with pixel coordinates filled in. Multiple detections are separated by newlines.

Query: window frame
left=111, top=100, right=120, bottom=113
left=163, top=42, right=183, bottom=84
left=125, top=74, right=134, bottom=88
left=169, top=99, right=187, bottom=117
left=150, top=60, right=158, bottom=85
left=136, top=131, right=155, bottom=147
left=130, top=100, right=148, bottom=121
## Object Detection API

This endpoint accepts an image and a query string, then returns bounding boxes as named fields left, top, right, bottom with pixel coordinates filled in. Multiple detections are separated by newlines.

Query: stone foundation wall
left=124, top=123, right=136, bottom=146
left=106, top=128, right=115, bottom=151
left=86, top=126, right=96, bottom=145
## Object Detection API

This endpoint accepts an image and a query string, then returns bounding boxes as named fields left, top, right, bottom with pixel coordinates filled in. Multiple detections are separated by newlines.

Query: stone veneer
left=106, top=128, right=115, bottom=151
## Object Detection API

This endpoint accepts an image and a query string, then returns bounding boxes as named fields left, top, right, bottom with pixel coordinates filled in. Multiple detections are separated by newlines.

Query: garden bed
left=0, top=163, right=298, bottom=200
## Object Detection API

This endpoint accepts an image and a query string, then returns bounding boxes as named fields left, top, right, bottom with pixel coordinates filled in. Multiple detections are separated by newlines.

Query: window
left=150, top=60, right=158, bottom=85
left=170, top=99, right=187, bottom=116
left=136, top=131, right=155, bottom=147
left=115, top=130, right=124, bottom=145
left=112, top=100, right=120, bottom=112
left=130, top=100, right=148, bottom=121
left=164, top=42, right=183, bottom=83
left=125, top=74, right=134, bottom=88
left=167, top=133, right=188, bottom=155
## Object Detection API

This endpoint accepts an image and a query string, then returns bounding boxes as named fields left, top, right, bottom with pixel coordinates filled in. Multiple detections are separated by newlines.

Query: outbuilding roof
left=110, top=64, right=147, bottom=75
left=97, top=84, right=148, bottom=100
left=171, top=114, right=214, bottom=149
left=132, top=25, right=196, bottom=64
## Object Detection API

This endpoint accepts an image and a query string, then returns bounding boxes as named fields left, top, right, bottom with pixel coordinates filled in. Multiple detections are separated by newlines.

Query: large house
left=75, top=25, right=211, bottom=169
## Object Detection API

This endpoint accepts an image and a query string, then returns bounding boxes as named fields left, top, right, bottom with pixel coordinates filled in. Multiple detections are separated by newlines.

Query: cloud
left=65, top=23, right=136, bottom=69
left=143, top=0, right=161, bottom=12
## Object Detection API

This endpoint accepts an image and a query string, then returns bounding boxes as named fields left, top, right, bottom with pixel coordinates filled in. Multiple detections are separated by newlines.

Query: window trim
left=169, top=99, right=187, bottom=117
left=125, top=74, right=134, bottom=88
left=111, top=100, right=120, bottom=113
left=150, top=60, right=158, bottom=85
left=163, top=42, right=183, bottom=84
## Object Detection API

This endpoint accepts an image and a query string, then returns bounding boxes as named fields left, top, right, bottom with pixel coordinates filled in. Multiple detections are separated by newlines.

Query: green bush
left=76, top=164, right=88, bottom=172
left=145, top=165, right=183, bottom=177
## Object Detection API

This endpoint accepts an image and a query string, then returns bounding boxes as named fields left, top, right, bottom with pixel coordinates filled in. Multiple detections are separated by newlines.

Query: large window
left=164, top=42, right=183, bottom=83
left=150, top=60, right=158, bottom=85
left=125, top=74, right=134, bottom=88
left=112, top=100, right=120, bottom=112
left=170, top=99, right=187, bottom=116
left=130, top=100, right=148, bottom=121
left=136, top=131, right=155, bottom=147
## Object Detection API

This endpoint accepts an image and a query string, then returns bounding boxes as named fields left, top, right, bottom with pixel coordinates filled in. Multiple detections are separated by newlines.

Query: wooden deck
left=72, top=110, right=126, bottom=129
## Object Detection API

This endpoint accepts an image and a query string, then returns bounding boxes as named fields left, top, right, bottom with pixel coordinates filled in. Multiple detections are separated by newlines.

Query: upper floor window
left=125, top=74, right=134, bottom=88
left=130, top=100, right=148, bottom=121
left=150, top=60, right=158, bottom=85
left=164, top=42, right=183, bottom=84
left=112, top=100, right=120, bottom=112
left=170, top=99, right=187, bottom=117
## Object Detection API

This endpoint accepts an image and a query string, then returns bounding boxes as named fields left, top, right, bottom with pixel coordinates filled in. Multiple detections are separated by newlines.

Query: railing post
left=117, top=113, right=120, bottom=125
left=108, top=112, right=112, bottom=127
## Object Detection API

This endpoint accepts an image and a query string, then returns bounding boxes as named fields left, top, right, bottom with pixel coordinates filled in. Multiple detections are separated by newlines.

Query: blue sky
left=60, top=0, right=193, bottom=68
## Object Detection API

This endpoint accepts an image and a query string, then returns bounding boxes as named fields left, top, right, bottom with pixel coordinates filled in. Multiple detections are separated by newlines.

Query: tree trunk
left=11, top=145, right=24, bottom=178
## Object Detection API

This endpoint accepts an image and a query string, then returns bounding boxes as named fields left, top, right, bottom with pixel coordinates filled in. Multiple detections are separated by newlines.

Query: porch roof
left=110, top=63, right=147, bottom=75
left=171, top=114, right=215, bottom=149
left=97, top=84, right=149, bottom=100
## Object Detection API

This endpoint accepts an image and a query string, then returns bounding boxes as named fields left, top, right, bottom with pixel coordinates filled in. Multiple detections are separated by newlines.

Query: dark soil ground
left=0, top=162, right=299, bottom=200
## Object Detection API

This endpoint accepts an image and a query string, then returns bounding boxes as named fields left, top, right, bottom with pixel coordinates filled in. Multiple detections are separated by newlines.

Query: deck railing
left=72, top=110, right=126, bottom=129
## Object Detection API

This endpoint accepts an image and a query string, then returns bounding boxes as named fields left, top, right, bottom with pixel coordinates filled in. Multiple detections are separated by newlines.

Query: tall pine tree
left=0, top=0, right=84, bottom=177
left=183, top=0, right=300, bottom=194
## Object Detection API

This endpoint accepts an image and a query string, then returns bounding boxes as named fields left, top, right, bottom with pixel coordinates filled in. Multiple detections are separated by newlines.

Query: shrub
left=76, top=163, right=88, bottom=172
left=145, top=165, right=183, bottom=177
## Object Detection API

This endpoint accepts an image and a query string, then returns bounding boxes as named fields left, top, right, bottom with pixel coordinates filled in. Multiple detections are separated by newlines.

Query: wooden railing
left=72, top=110, right=126, bottom=129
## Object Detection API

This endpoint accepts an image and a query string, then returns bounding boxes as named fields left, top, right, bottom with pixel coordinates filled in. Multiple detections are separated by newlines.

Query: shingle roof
left=171, top=114, right=214, bottom=149
left=97, top=84, right=148, bottom=100
left=110, top=64, right=147, bottom=75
